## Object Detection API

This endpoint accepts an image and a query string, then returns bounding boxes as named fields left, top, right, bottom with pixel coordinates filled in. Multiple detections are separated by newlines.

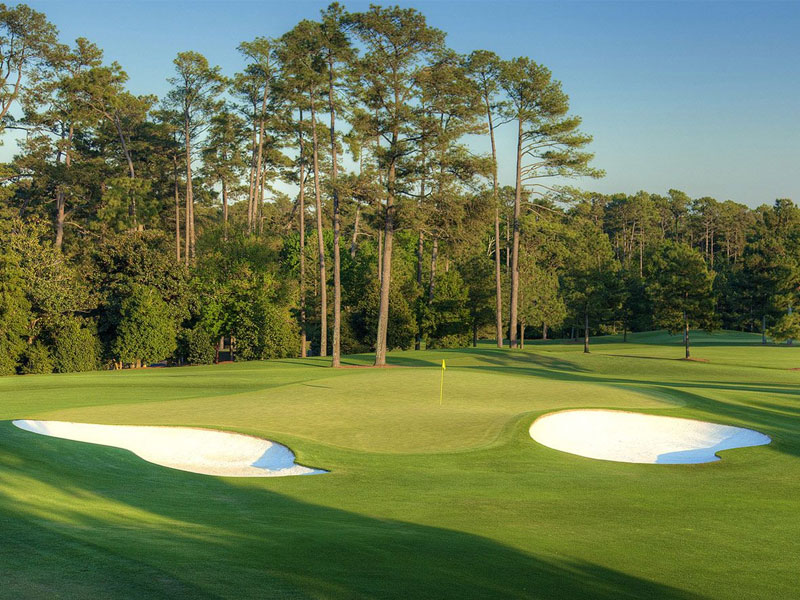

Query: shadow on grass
left=0, top=422, right=704, bottom=600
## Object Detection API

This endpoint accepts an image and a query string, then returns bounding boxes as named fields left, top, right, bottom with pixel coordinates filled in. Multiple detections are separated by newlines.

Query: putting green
left=1, top=330, right=798, bottom=599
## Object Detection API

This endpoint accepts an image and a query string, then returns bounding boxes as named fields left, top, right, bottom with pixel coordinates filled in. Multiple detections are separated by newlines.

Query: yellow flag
left=439, top=359, right=446, bottom=405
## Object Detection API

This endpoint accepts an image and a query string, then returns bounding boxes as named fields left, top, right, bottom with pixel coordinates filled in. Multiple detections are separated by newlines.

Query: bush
left=233, top=295, right=296, bottom=361
left=112, top=284, right=177, bottom=366
left=181, top=325, right=216, bottom=365
left=52, top=318, right=100, bottom=373
left=19, top=341, right=54, bottom=374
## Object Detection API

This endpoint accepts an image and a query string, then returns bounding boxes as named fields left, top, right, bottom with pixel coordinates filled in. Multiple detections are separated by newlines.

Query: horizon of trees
left=1, top=2, right=798, bottom=376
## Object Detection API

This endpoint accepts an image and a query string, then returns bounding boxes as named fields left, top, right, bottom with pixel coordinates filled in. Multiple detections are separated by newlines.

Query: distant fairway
left=1, top=331, right=798, bottom=599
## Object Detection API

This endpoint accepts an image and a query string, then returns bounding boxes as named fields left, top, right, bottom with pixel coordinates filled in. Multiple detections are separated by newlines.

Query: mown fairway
left=1, top=331, right=798, bottom=599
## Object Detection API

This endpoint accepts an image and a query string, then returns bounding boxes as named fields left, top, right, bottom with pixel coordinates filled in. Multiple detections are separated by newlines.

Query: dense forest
left=1, top=2, right=798, bottom=375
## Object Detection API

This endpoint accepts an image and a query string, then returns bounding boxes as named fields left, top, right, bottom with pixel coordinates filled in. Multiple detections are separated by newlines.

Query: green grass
left=1, top=330, right=799, bottom=599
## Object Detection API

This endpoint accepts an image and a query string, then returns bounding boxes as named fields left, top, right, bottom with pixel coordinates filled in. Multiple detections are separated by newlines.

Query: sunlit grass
left=1, top=330, right=798, bottom=599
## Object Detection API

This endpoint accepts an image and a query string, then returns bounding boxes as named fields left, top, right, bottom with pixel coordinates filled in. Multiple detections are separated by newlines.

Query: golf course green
left=1, top=330, right=798, bottom=599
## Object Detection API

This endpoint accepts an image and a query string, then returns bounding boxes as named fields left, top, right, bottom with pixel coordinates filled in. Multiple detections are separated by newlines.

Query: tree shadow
left=0, top=422, right=704, bottom=600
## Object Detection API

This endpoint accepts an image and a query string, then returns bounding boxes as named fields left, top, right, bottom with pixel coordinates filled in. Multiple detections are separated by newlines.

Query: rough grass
left=1, top=330, right=798, bottom=599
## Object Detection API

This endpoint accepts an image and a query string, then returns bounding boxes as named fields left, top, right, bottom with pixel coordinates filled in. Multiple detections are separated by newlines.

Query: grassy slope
left=1, top=330, right=798, bottom=599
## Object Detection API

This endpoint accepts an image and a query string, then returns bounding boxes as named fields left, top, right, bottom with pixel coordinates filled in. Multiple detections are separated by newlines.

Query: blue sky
left=18, top=0, right=800, bottom=207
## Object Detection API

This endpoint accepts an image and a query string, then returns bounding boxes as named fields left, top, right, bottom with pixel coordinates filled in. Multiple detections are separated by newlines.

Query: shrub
left=181, top=325, right=216, bottom=365
left=52, top=318, right=100, bottom=373
left=112, top=284, right=177, bottom=366
left=19, top=341, right=54, bottom=374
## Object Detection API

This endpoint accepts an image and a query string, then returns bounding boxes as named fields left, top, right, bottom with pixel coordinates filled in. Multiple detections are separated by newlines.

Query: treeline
left=0, top=3, right=797, bottom=375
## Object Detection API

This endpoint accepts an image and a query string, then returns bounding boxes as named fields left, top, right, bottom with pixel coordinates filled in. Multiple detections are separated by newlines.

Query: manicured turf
left=1, top=331, right=798, bottom=599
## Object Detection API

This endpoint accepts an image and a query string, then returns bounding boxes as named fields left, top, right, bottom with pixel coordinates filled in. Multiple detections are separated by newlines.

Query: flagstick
left=439, top=360, right=445, bottom=405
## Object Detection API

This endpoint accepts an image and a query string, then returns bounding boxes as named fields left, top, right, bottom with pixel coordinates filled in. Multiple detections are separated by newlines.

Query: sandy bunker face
left=12, top=420, right=325, bottom=477
left=529, top=410, right=771, bottom=464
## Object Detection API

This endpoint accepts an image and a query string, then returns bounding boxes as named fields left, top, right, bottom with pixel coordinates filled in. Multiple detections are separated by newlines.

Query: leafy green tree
left=179, top=324, right=216, bottom=365
left=19, top=340, right=53, bottom=374
left=112, top=284, right=177, bottom=367
left=51, top=317, right=100, bottom=372
left=500, top=56, right=602, bottom=348
left=165, top=51, right=226, bottom=262
left=767, top=312, right=800, bottom=346
left=466, top=49, right=505, bottom=348
left=319, top=2, right=354, bottom=368
left=349, top=5, right=445, bottom=366
left=0, top=3, right=58, bottom=131
left=563, top=220, right=619, bottom=353
left=741, top=235, right=799, bottom=343
left=0, top=249, right=30, bottom=375
left=201, top=106, right=247, bottom=236
left=646, top=241, right=715, bottom=359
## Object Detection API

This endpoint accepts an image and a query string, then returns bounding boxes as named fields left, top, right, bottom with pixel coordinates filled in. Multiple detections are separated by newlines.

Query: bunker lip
left=12, top=420, right=326, bottom=477
left=529, top=409, right=771, bottom=464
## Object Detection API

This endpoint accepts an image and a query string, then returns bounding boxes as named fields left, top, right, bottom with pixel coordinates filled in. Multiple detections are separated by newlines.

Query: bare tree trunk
left=221, top=178, right=228, bottom=240
left=377, top=231, right=383, bottom=282
left=415, top=230, right=424, bottom=351
left=299, top=110, right=307, bottom=358
left=685, top=314, right=690, bottom=359
left=258, top=160, right=266, bottom=235
left=584, top=305, right=590, bottom=354
left=310, top=94, right=327, bottom=357
left=251, top=79, right=270, bottom=234
left=329, top=57, right=342, bottom=368
left=184, top=118, right=192, bottom=265
left=113, top=114, right=137, bottom=226
left=55, top=124, right=73, bottom=250
left=509, top=117, right=523, bottom=348
left=428, top=236, right=438, bottom=303
left=542, top=322, right=547, bottom=340
left=247, top=114, right=258, bottom=232
left=485, top=93, right=503, bottom=348
left=174, top=159, right=181, bottom=263
left=520, top=322, right=526, bottom=349
left=374, top=124, right=398, bottom=367
left=350, top=205, right=360, bottom=258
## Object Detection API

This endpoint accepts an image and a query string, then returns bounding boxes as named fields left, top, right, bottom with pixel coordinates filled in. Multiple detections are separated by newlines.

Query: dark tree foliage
left=0, top=3, right=797, bottom=376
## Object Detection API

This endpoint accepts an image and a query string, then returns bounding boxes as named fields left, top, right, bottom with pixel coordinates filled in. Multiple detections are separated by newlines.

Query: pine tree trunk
left=221, top=177, right=228, bottom=239
left=473, top=322, right=478, bottom=347
left=252, top=79, right=270, bottom=234
left=310, top=94, right=327, bottom=357
left=485, top=94, right=503, bottom=349
left=329, top=57, right=342, bottom=368
left=509, top=117, right=523, bottom=348
left=184, top=118, right=193, bottom=265
left=377, top=231, right=383, bottom=282
left=584, top=305, right=590, bottom=354
left=174, top=160, right=181, bottom=263
left=520, top=323, right=526, bottom=349
left=428, top=237, right=438, bottom=303
left=762, top=313, right=767, bottom=345
left=685, top=315, right=690, bottom=359
left=374, top=131, right=397, bottom=367
left=542, top=323, right=547, bottom=340
left=55, top=189, right=65, bottom=249
left=350, top=206, right=360, bottom=258
left=247, top=115, right=258, bottom=232
left=54, top=124, right=73, bottom=250
left=298, top=110, right=307, bottom=358
left=415, top=230, right=424, bottom=351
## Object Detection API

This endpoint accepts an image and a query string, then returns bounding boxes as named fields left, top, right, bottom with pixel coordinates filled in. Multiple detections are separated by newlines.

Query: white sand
left=529, top=409, right=771, bottom=464
left=12, top=420, right=325, bottom=477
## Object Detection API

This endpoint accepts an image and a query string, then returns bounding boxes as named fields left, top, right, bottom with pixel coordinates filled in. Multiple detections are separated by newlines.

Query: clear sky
left=18, top=0, right=800, bottom=207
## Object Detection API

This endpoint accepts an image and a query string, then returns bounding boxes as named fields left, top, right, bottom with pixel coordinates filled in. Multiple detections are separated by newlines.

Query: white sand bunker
left=12, top=420, right=325, bottom=477
left=529, top=410, right=771, bottom=464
